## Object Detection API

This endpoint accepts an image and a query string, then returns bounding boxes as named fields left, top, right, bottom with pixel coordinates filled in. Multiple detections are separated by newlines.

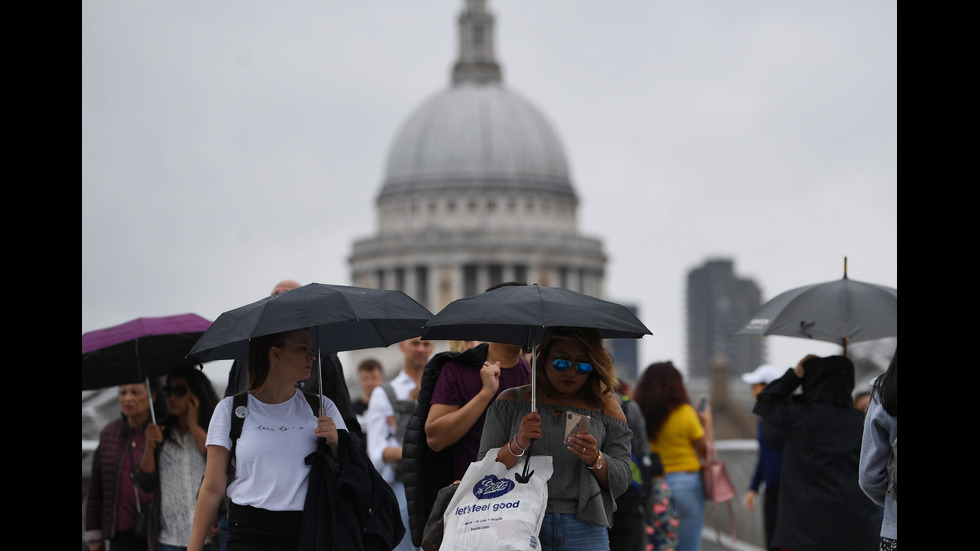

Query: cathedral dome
left=378, top=0, right=574, bottom=198
left=380, top=82, right=574, bottom=196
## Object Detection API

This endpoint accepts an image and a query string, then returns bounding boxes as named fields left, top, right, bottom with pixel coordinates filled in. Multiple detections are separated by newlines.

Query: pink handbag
left=702, top=442, right=736, bottom=503
left=702, top=442, right=737, bottom=546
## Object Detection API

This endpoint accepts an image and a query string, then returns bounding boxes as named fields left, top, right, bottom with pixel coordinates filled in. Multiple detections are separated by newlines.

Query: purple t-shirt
left=430, top=356, right=531, bottom=479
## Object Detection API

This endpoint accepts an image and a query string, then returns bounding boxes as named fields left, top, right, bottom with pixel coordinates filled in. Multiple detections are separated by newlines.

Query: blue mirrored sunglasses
left=552, top=358, right=593, bottom=375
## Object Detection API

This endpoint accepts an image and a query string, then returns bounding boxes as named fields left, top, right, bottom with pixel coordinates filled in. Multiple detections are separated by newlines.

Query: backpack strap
left=227, top=392, right=249, bottom=482
left=380, top=382, right=398, bottom=409
left=303, top=391, right=322, bottom=416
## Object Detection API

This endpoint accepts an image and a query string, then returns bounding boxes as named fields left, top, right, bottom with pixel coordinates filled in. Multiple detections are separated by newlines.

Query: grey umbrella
left=731, top=259, right=897, bottom=355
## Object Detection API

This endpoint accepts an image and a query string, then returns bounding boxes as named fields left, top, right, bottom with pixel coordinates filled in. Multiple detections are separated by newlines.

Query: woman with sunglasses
left=476, top=327, right=632, bottom=551
left=137, top=365, right=221, bottom=551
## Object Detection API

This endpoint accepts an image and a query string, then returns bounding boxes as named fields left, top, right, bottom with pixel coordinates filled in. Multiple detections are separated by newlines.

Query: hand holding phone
left=696, top=396, right=709, bottom=413
left=564, top=412, right=591, bottom=444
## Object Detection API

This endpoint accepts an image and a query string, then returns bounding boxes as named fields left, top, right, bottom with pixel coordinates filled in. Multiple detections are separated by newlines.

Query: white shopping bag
left=440, top=448, right=554, bottom=551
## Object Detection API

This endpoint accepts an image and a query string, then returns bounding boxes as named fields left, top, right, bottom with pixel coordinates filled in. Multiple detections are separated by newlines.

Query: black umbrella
left=188, top=283, right=434, bottom=410
left=82, top=313, right=213, bottom=422
left=420, top=284, right=651, bottom=482
left=731, top=259, right=897, bottom=356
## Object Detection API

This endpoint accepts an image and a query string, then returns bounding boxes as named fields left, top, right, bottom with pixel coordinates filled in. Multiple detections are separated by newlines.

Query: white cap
left=741, top=364, right=783, bottom=385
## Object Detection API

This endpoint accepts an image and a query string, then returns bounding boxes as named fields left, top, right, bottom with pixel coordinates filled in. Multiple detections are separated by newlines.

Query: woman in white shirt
left=187, top=329, right=347, bottom=551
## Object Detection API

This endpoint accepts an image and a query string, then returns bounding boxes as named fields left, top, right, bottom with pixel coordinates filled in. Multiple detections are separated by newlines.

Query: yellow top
left=648, top=404, right=705, bottom=472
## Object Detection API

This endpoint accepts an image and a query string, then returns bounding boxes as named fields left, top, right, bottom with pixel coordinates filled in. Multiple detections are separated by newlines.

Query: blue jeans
left=160, top=545, right=214, bottom=551
left=216, top=514, right=228, bottom=551
left=539, top=513, right=610, bottom=551
left=664, top=471, right=704, bottom=551
left=391, top=481, right=420, bottom=551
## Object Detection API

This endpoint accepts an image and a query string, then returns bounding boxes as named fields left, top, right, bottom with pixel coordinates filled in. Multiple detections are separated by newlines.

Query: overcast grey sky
left=82, top=0, right=897, bottom=381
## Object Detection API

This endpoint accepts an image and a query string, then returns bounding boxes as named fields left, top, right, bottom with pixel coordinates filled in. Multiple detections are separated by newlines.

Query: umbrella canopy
left=731, top=274, right=897, bottom=354
left=421, top=284, right=650, bottom=483
left=420, top=284, right=652, bottom=347
left=82, top=313, right=213, bottom=391
left=421, top=284, right=651, bottom=410
left=188, top=283, right=434, bottom=362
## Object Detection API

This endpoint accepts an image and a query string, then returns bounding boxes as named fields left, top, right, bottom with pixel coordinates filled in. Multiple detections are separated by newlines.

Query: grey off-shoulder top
left=476, top=388, right=633, bottom=527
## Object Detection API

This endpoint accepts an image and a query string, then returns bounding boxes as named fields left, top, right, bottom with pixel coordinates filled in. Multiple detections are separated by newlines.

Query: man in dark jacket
left=753, top=354, right=880, bottom=551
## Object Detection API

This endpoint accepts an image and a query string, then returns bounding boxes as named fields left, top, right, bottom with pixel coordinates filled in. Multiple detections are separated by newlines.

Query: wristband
left=507, top=437, right=525, bottom=457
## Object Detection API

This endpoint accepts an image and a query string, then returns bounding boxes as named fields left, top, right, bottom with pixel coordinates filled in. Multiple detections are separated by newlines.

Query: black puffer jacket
left=402, top=343, right=489, bottom=547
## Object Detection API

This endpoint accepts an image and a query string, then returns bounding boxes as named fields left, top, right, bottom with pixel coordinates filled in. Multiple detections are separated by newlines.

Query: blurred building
left=609, top=302, right=641, bottom=383
left=348, top=0, right=638, bottom=376
left=686, top=258, right=764, bottom=380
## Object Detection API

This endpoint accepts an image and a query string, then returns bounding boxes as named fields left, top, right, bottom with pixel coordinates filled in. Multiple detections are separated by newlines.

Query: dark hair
left=534, top=326, right=616, bottom=408
left=357, top=358, right=383, bottom=373
left=633, top=361, right=692, bottom=439
left=247, top=332, right=288, bottom=391
left=872, top=349, right=897, bottom=417
left=164, top=365, right=220, bottom=435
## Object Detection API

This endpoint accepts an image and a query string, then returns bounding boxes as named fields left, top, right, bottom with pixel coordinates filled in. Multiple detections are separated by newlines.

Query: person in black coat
left=753, top=354, right=880, bottom=551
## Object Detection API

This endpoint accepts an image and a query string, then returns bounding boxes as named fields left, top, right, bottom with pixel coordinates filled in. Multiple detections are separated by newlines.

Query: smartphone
left=564, top=412, right=591, bottom=444
left=696, top=396, right=709, bottom=413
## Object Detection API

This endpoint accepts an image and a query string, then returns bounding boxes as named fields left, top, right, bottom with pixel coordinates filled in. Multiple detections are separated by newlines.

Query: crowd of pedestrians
left=85, top=281, right=896, bottom=551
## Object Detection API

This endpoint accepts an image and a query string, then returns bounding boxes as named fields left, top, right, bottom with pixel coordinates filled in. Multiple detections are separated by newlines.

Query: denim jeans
left=391, top=481, right=421, bottom=551
left=160, top=544, right=214, bottom=551
left=538, top=512, right=610, bottom=551
left=664, top=471, right=704, bottom=551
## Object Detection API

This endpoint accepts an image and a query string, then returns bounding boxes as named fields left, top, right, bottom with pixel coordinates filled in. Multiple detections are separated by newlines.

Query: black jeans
left=227, top=503, right=303, bottom=551
left=109, top=531, right=148, bottom=551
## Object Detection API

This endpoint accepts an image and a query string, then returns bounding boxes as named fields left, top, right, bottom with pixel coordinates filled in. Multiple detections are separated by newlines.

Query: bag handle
left=702, top=439, right=720, bottom=464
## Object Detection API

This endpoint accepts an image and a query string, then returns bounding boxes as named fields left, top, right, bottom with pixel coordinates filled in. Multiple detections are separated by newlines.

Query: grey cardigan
left=476, top=389, right=633, bottom=528
left=859, top=392, right=898, bottom=540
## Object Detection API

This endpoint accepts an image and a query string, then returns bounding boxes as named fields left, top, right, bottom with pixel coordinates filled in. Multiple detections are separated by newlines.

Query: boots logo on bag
left=473, top=475, right=515, bottom=499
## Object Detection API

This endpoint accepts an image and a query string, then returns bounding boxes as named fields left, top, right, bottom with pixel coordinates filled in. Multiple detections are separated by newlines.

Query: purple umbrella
left=82, top=314, right=213, bottom=422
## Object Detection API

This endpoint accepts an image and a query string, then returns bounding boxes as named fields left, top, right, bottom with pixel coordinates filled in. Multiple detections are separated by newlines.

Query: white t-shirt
left=206, top=389, right=348, bottom=511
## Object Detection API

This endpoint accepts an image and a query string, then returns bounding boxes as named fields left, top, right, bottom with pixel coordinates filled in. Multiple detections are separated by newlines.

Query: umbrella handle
left=529, top=338, right=537, bottom=413
left=144, top=376, right=157, bottom=425
left=316, top=355, right=324, bottom=415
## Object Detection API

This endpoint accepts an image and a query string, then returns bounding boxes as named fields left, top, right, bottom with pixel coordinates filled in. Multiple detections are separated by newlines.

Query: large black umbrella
left=190, top=284, right=424, bottom=551
left=188, top=283, right=434, bottom=409
left=420, top=284, right=651, bottom=482
left=731, top=260, right=897, bottom=355
left=82, top=313, right=213, bottom=422
left=421, top=284, right=651, bottom=347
